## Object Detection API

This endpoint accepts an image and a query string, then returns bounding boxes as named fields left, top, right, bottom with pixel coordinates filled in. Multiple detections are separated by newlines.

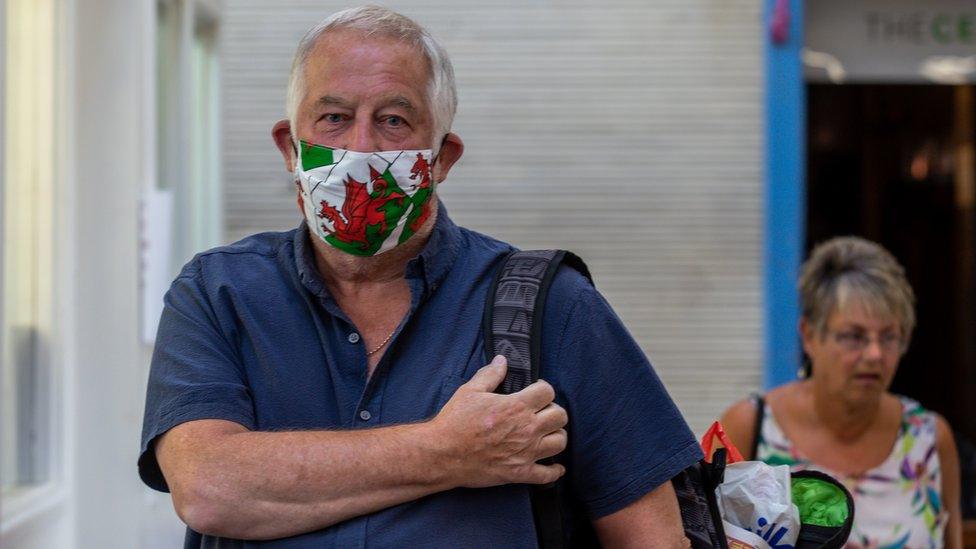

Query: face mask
left=294, top=140, right=436, bottom=257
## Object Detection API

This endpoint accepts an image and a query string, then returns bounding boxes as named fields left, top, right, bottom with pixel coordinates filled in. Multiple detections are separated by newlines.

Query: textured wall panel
left=221, top=1, right=763, bottom=434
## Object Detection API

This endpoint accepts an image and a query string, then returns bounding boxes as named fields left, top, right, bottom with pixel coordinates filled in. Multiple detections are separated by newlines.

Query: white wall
left=70, top=0, right=184, bottom=546
left=221, top=1, right=765, bottom=433
left=71, top=0, right=186, bottom=546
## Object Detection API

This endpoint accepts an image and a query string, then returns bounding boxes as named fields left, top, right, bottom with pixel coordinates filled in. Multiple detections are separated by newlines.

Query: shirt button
left=347, top=332, right=360, bottom=344
left=359, top=410, right=372, bottom=421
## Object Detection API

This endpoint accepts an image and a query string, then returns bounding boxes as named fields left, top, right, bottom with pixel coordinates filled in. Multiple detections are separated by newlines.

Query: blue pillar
left=763, top=0, right=805, bottom=389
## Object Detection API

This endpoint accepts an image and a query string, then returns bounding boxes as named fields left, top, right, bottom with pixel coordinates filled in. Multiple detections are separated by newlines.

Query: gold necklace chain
left=366, top=327, right=398, bottom=357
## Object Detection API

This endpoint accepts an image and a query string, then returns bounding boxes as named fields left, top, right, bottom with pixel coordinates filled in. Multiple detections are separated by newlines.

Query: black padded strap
left=483, top=250, right=592, bottom=549
left=751, top=394, right=766, bottom=461
left=532, top=484, right=564, bottom=549
left=483, top=250, right=591, bottom=393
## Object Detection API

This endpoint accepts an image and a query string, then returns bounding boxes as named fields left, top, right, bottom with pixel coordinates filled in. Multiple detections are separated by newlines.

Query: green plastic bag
left=792, top=476, right=850, bottom=527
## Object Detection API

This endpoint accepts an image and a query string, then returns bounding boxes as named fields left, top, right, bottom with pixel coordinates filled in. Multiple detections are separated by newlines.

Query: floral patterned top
left=755, top=396, right=946, bottom=549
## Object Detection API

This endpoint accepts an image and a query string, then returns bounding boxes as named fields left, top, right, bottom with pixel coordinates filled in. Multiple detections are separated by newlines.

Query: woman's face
left=802, top=301, right=905, bottom=404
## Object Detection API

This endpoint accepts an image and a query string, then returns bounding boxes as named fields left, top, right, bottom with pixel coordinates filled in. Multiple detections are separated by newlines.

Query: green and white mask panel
left=295, top=140, right=436, bottom=257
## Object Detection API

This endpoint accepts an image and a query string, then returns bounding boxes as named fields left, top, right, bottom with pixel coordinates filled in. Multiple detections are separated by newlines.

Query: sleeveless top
left=755, top=396, right=946, bottom=549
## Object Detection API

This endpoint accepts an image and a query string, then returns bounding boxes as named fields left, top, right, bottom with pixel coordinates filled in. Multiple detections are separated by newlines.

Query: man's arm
left=592, top=481, right=690, bottom=548
left=156, top=357, right=569, bottom=540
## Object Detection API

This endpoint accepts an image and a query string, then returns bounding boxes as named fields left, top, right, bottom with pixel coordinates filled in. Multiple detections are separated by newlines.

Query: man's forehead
left=301, top=30, right=431, bottom=97
left=308, top=28, right=426, bottom=67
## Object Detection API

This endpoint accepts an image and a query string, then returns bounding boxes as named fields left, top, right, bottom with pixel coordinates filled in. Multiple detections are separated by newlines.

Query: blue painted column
left=763, top=0, right=805, bottom=389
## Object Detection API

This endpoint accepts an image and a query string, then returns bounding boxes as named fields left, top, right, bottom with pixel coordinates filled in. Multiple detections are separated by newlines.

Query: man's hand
left=430, top=355, right=569, bottom=488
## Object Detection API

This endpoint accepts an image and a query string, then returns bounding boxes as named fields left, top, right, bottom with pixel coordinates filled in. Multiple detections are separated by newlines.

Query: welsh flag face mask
left=295, top=140, right=436, bottom=257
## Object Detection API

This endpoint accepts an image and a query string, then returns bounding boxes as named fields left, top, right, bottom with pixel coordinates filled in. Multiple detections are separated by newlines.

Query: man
left=140, top=6, right=702, bottom=547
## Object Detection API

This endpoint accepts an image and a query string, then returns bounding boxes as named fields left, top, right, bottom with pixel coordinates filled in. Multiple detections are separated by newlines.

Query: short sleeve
left=544, top=269, right=703, bottom=519
left=139, top=265, right=256, bottom=492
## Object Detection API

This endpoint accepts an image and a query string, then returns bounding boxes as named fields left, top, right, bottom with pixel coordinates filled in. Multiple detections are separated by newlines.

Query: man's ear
left=272, top=120, right=305, bottom=217
left=272, top=119, right=297, bottom=172
left=432, top=132, right=464, bottom=184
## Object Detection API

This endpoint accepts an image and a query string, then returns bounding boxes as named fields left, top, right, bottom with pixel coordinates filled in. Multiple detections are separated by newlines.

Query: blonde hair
left=285, top=6, right=457, bottom=151
left=799, top=236, right=916, bottom=342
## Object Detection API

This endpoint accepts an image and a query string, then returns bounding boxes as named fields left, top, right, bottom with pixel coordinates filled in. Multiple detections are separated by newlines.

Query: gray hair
left=799, top=236, right=916, bottom=343
left=286, top=6, right=457, bottom=152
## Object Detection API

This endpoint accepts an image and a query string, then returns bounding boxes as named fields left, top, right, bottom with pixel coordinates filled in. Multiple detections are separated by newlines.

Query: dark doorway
left=806, top=84, right=976, bottom=515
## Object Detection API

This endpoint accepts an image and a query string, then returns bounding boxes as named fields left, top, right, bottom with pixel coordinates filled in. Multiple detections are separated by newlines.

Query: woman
left=721, top=236, right=962, bottom=548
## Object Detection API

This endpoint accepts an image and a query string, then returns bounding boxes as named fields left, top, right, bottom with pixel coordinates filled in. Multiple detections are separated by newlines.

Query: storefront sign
left=806, top=0, right=976, bottom=83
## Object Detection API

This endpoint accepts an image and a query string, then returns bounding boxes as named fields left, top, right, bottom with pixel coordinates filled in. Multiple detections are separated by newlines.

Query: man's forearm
left=158, top=360, right=568, bottom=540
left=161, top=420, right=453, bottom=540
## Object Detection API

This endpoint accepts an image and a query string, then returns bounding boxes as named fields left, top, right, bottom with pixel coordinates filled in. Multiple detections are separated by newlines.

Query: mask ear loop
left=432, top=134, right=448, bottom=165
left=291, top=139, right=302, bottom=193
left=429, top=134, right=449, bottom=183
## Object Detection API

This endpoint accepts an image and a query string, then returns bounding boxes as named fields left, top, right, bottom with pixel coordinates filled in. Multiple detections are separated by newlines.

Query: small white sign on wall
left=806, top=0, right=976, bottom=84
left=139, top=188, right=174, bottom=345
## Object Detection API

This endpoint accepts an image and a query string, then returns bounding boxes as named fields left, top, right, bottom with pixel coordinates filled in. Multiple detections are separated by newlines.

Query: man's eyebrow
left=313, top=94, right=419, bottom=113
left=381, top=95, right=418, bottom=113
left=314, top=95, right=350, bottom=108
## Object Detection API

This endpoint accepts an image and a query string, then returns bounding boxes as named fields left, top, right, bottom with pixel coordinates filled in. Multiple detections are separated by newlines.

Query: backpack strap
left=482, top=249, right=592, bottom=549
left=482, top=250, right=591, bottom=392
left=751, top=394, right=766, bottom=461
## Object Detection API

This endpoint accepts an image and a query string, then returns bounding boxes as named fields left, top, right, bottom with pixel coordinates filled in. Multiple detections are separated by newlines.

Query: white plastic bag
left=716, top=461, right=801, bottom=549
left=722, top=520, right=772, bottom=549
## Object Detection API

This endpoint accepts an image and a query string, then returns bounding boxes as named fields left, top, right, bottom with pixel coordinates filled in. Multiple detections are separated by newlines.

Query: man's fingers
left=462, top=355, right=508, bottom=392
left=535, top=404, right=569, bottom=434
left=521, top=463, right=566, bottom=485
left=512, top=379, right=556, bottom=411
left=535, top=429, right=568, bottom=460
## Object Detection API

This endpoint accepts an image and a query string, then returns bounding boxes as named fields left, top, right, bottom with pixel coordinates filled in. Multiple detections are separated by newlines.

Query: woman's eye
left=880, top=334, right=901, bottom=345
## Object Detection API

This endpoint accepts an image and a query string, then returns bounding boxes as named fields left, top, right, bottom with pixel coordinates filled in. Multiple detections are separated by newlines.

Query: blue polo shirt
left=140, top=203, right=702, bottom=548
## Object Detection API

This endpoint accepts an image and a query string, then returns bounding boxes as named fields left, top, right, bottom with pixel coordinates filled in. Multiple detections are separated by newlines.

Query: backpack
left=484, top=250, right=854, bottom=549
left=483, top=249, right=726, bottom=548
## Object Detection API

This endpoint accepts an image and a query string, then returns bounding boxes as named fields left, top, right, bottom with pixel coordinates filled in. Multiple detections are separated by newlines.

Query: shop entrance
left=806, top=83, right=976, bottom=514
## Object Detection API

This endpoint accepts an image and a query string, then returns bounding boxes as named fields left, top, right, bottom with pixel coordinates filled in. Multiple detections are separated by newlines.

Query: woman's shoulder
left=891, top=393, right=941, bottom=428
left=891, top=394, right=955, bottom=442
left=722, top=383, right=806, bottom=427
left=720, top=382, right=804, bottom=459
left=719, top=397, right=761, bottom=458
left=764, top=382, right=808, bottom=419
left=886, top=393, right=950, bottom=464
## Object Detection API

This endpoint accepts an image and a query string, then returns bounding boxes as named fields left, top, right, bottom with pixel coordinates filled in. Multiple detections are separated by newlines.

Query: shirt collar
left=293, top=199, right=461, bottom=299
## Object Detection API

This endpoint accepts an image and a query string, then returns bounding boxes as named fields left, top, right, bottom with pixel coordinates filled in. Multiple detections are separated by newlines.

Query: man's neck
left=310, top=203, right=439, bottom=297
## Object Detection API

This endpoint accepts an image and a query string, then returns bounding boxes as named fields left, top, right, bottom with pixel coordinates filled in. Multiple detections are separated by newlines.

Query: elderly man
left=140, top=6, right=702, bottom=548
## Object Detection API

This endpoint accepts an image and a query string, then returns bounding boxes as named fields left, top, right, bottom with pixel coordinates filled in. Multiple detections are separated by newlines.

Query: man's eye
left=384, top=116, right=405, bottom=127
left=323, top=113, right=344, bottom=123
